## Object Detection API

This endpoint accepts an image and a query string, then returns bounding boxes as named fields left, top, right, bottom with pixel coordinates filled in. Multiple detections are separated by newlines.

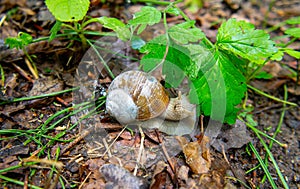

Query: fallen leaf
left=176, top=136, right=211, bottom=174
left=211, top=119, right=252, bottom=152
left=149, top=161, right=168, bottom=189
left=99, top=164, right=149, bottom=189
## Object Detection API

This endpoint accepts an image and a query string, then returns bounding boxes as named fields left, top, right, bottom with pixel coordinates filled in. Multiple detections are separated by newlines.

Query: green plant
left=96, top=6, right=283, bottom=124
left=5, top=32, right=39, bottom=79
left=45, top=0, right=119, bottom=49
left=45, top=0, right=299, bottom=123
left=3, top=1, right=298, bottom=187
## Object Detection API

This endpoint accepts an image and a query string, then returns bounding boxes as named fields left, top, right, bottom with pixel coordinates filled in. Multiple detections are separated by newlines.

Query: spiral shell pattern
left=107, top=71, right=170, bottom=121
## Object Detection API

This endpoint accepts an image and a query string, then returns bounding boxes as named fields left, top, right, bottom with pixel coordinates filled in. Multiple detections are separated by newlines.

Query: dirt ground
left=0, top=0, right=299, bottom=188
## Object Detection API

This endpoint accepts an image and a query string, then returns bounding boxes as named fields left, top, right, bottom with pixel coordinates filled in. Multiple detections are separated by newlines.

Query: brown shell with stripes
left=106, top=71, right=170, bottom=123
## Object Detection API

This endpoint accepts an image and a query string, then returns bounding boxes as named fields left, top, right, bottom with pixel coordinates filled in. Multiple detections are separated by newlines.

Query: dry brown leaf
left=176, top=136, right=211, bottom=174
left=149, top=161, right=168, bottom=189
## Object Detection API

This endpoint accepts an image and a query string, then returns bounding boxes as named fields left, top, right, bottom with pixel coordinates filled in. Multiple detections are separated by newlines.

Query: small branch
left=12, top=63, right=33, bottom=83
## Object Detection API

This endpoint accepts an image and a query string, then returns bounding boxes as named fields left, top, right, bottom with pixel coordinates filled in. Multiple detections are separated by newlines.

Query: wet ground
left=0, top=0, right=299, bottom=188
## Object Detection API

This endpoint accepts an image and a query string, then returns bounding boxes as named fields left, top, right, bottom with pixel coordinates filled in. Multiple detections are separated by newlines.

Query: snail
left=106, top=70, right=197, bottom=135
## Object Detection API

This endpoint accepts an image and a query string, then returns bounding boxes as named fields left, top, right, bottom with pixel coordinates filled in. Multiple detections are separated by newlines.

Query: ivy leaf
left=169, top=21, right=205, bottom=44
left=5, top=32, right=33, bottom=49
left=189, top=51, right=247, bottom=124
left=129, top=6, right=161, bottom=34
left=216, top=18, right=277, bottom=64
left=97, top=17, right=131, bottom=41
left=45, top=0, right=90, bottom=22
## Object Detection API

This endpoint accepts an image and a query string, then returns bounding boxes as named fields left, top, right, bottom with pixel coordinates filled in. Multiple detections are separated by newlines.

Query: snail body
left=106, top=71, right=195, bottom=132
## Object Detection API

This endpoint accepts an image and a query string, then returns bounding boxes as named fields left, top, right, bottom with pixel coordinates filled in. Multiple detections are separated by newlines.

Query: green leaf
left=255, top=71, right=273, bottom=79
left=284, top=28, right=300, bottom=38
left=97, top=17, right=131, bottom=41
left=165, top=6, right=180, bottom=16
left=131, top=36, right=146, bottom=50
left=284, top=48, right=300, bottom=59
left=45, top=0, right=90, bottom=22
left=189, top=51, right=247, bottom=124
left=5, top=32, right=33, bottom=49
left=216, top=18, right=277, bottom=64
left=169, top=21, right=205, bottom=44
left=185, top=44, right=215, bottom=78
left=285, top=16, right=300, bottom=24
left=270, top=50, right=284, bottom=61
left=140, top=35, right=193, bottom=87
left=129, top=6, right=161, bottom=34
left=137, top=24, right=147, bottom=35
left=49, top=21, right=62, bottom=42
left=19, top=32, right=33, bottom=45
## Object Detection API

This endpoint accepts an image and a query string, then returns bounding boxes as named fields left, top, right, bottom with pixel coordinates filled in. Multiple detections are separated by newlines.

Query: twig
left=134, top=125, right=145, bottom=176
left=24, top=57, right=38, bottom=79
left=55, top=97, right=69, bottom=106
left=221, top=144, right=230, bottom=165
left=155, top=129, right=176, bottom=174
left=60, top=129, right=90, bottom=156
left=102, top=126, right=127, bottom=157
left=102, top=138, right=112, bottom=158
left=79, top=171, right=92, bottom=189
left=12, top=63, right=33, bottom=83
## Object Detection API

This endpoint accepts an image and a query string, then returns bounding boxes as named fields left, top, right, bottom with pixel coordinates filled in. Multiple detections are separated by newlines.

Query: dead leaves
left=177, top=135, right=211, bottom=175
left=212, top=120, right=252, bottom=152
left=100, top=164, right=148, bottom=189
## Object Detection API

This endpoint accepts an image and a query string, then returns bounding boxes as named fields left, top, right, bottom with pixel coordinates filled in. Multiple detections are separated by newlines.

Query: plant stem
left=247, top=84, right=298, bottom=106
left=248, top=142, right=278, bottom=189
left=23, top=48, right=39, bottom=79
left=86, top=39, right=115, bottom=79
left=254, top=133, right=290, bottom=189
left=132, top=0, right=182, bottom=5
left=261, top=84, right=288, bottom=183
left=0, top=174, right=42, bottom=189
left=246, top=59, right=269, bottom=82
left=238, top=117, right=287, bottom=147
left=0, top=64, right=4, bottom=87
left=0, top=87, right=80, bottom=105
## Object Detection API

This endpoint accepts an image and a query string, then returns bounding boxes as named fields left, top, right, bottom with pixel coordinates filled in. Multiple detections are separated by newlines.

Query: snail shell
left=106, top=71, right=170, bottom=124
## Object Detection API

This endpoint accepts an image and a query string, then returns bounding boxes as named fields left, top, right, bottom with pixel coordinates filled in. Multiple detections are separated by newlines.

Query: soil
left=0, top=0, right=299, bottom=189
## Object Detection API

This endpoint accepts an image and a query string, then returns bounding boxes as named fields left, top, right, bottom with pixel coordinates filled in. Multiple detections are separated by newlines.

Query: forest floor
left=0, top=0, right=299, bottom=188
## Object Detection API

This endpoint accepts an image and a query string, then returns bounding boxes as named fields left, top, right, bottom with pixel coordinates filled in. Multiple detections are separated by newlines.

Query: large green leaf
left=189, top=51, right=247, bottom=124
left=216, top=18, right=277, bottom=64
left=45, top=0, right=90, bottom=22
left=140, top=35, right=196, bottom=88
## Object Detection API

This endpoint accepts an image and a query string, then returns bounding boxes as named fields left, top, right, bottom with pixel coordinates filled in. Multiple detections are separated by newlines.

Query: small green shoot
left=5, top=32, right=32, bottom=49
left=5, top=32, right=38, bottom=79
